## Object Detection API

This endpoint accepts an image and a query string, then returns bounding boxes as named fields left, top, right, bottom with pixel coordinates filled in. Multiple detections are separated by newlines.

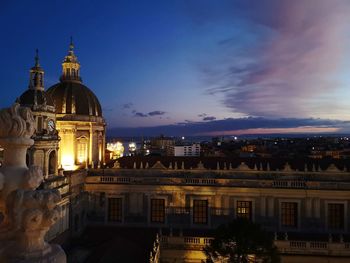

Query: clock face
left=48, top=119, right=55, bottom=132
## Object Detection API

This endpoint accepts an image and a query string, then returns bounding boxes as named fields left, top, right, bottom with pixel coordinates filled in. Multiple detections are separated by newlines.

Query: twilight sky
left=1, top=0, right=350, bottom=136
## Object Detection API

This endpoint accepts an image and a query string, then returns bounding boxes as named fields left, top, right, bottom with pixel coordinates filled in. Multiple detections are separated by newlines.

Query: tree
left=204, top=218, right=280, bottom=263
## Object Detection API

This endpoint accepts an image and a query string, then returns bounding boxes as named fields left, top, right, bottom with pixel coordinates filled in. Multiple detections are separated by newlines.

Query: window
left=328, top=203, right=344, bottom=230
left=108, top=198, right=122, bottom=222
left=193, top=200, right=208, bottom=224
left=37, top=116, right=43, bottom=133
left=77, top=137, right=88, bottom=163
left=281, top=202, right=298, bottom=227
left=237, top=201, right=252, bottom=220
left=151, top=199, right=165, bottom=223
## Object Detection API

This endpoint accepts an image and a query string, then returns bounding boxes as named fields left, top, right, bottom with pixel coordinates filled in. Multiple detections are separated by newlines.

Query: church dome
left=18, top=89, right=54, bottom=107
left=46, top=39, right=103, bottom=117
left=47, top=82, right=102, bottom=117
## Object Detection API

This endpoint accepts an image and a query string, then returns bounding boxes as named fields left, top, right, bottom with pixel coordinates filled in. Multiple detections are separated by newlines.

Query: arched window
left=48, top=151, right=56, bottom=175
left=76, top=136, right=88, bottom=164
left=33, top=73, right=38, bottom=86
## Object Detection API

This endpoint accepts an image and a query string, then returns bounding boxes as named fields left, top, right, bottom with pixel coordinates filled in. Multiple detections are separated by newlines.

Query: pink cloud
left=209, top=0, right=350, bottom=118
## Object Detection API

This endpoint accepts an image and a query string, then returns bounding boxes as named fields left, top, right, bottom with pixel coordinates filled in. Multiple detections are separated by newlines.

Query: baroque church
left=18, top=40, right=106, bottom=175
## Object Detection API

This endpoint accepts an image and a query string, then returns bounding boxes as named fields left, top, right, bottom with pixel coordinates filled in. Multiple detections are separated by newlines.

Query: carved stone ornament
left=0, top=104, right=66, bottom=263
left=0, top=103, right=35, bottom=139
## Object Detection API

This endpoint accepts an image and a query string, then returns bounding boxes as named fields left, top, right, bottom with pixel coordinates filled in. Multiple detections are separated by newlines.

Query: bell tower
left=29, top=49, right=44, bottom=91
left=17, top=50, right=60, bottom=178
left=60, top=37, right=82, bottom=83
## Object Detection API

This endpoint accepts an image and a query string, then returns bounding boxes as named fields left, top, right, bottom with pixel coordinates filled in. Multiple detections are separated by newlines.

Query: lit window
left=108, top=198, right=122, bottom=222
left=193, top=200, right=208, bottom=224
left=237, top=201, right=252, bottom=220
left=328, top=203, right=344, bottom=230
left=151, top=199, right=165, bottom=223
left=77, top=137, right=88, bottom=163
left=281, top=202, right=298, bottom=228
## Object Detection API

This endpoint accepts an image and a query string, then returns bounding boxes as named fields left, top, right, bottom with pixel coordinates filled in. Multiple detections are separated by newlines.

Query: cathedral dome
left=47, top=81, right=102, bottom=117
left=46, top=39, right=103, bottom=117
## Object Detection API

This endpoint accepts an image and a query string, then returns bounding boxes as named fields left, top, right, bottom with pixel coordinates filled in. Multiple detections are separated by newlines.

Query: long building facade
left=84, top=157, right=350, bottom=262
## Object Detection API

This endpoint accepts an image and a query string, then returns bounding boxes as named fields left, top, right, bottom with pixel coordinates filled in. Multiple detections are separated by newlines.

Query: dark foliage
left=204, top=219, right=280, bottom=263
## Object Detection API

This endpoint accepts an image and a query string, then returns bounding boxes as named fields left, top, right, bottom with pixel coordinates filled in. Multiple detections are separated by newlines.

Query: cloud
left=108, top=117, right=350, bottom=137
left=148, top=111, right=166, bottom=116
left=133, top=112, right=148, bottom=117
left=203, top=116, right=216, bottom=121
left=200, top=0, right=350, bottom=118
left=198, top=113, right=216, bottom=121
left=132, top=110, right=166, bottom=118
left=122, top=102, right=133, bottom=109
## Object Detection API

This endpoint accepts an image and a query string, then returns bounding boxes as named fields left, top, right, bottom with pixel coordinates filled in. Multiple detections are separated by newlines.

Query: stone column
left=313, top=198, right=320, bottom=218
left=305, top=198, right=312, bottom=217
left=43, top=149, right=48, bottom=178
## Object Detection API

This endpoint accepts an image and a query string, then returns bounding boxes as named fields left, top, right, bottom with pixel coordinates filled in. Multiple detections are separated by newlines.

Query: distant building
left=150, top=135, right=174, bottom=155
left=168, top=143, right=201, bottom=156
left=106, top=142, right=124, bottom=159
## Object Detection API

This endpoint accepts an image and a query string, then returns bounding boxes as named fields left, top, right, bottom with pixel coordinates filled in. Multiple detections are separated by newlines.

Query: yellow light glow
left=61, top=154, right=75, bottom=170
left=107, top=142, right=124, bottom=159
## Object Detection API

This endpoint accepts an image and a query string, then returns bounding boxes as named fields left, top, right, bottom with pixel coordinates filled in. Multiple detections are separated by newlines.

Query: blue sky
left=1, top=0, right=350, bottom=136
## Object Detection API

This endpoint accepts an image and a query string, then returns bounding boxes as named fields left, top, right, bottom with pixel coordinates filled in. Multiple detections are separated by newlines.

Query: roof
left=47, top=81, right=102, bottom=117
left=18, top=89, right=54, bottom=108
left=109, top=156, right=350, bottom=172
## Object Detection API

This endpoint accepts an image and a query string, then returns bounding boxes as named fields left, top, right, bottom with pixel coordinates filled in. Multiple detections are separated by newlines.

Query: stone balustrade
left=85, top=173, right=350, bottom=190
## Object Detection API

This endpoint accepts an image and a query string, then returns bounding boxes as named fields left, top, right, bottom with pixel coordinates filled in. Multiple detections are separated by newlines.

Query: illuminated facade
left=47, top=40, right=106, bottom=170
left=17, top=50, right=60, bottom=177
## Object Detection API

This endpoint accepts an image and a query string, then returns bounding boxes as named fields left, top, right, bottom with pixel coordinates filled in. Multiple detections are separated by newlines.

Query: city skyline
left=1, top=0, right=350, bottom=136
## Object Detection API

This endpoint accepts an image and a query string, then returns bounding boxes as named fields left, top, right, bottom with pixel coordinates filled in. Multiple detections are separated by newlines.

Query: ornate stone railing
left=273, top=180, right=306, bottom=188
left=85, top=174, right=350, bottom=190
left=160, top=235, right=350, bottom=257
left=276, top=240, right=350, bottom=256
left=160, top=236, right=213, bottom=250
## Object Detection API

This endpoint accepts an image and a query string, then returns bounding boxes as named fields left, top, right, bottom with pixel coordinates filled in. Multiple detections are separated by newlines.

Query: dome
left=18, top=89, right=55, bottom=107
left=46, top=81, right=102, bottom=117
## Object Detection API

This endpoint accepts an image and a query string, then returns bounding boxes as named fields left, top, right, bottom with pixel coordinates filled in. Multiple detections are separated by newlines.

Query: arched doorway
left=48, top=151, right=56, bottom=175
